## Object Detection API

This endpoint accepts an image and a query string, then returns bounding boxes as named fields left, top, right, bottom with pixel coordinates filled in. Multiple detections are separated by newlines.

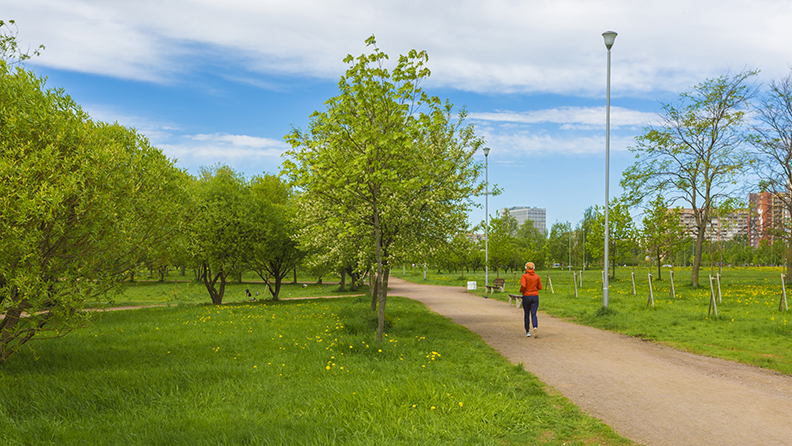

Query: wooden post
left=669, top=270, right=676, bottom=299
left=708, top=275, right=718, bottom=317
left=716, top=273, right=723, bottom=303
left=547, top=276, right=554, bottom=294
left=780, top=274, right=789, bottom=312
left=573, top=272, right=579, bottom=298
left=631, top=271, right=636, bottom=295
left=579, top=270, right=583, bottom=287
left=647, top=273, right=655, bottom=307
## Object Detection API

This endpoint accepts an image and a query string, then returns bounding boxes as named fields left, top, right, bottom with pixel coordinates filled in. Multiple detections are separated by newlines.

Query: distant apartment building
left=501, top=206, right=547, bottom=235
left=678, top=208, right=749, bottom=242
left=748, top=192, right=790, bottom=248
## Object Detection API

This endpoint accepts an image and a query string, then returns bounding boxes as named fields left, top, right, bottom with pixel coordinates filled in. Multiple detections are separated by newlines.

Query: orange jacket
left=519, top=269, right=543, bottom=296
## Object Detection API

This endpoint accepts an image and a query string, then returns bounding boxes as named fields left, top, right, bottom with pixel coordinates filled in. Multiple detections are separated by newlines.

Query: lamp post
left=483, top=147, right=491, bottom=290
left=602, top=30, right=617, bottom=309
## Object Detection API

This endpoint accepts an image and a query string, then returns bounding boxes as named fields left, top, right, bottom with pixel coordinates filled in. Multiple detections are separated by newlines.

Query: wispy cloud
left=11, top=0, right=792, bottom=94
left=469, top=106, right=657, bottom=129
left=159, top=133, right=289, bottom=174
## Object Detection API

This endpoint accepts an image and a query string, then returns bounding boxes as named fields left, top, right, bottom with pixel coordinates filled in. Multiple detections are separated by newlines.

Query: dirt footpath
left=389, top=277, right=792, bottom=446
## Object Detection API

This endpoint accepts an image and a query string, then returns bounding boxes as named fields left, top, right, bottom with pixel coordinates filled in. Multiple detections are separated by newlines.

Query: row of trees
left=622, top=70, right=792, bottom=287
left=0, top=25, right=308, bottom=360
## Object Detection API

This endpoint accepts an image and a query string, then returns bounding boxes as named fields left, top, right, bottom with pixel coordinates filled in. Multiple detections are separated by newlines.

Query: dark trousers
left=522, top=295, right=539, bottom=332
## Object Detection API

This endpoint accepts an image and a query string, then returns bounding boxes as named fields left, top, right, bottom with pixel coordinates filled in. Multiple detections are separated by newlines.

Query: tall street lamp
left=483, top=147, right=491, bottom=290
left=602, top=30, right=617, bottom=309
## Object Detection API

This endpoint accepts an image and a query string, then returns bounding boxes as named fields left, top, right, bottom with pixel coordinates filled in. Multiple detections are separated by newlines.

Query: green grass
left=92, top=272, right=365, bottom=307
left=0, top=296, right=633, bottom=446
left=398, top=265, right=792, bottom=375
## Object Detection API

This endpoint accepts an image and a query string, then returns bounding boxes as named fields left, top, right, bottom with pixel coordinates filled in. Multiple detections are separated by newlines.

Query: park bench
left=508, top=294, right=523, bottom=307
left=484, top=278, right=506, bottom=294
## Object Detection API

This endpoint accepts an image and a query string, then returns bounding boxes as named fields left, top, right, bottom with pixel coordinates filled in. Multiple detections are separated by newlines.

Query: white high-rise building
left=501, top=206, right=546, bottom=234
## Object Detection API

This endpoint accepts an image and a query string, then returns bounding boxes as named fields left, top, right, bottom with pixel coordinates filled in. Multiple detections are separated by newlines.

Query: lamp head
left=483, top=147, right=491, bottom=157
left=602, top=31, right=618, bottom=50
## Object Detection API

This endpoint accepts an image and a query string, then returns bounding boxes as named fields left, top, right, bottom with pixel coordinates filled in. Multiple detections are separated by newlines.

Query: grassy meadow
left=1, top=292, right=633, bottom=445
left=397, top=265, right=792, bottom=375
left=91, top=271, right=364, bottom=307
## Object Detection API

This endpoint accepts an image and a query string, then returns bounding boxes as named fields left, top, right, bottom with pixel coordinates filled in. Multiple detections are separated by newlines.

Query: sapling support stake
left=547, top=276, right=554, bottom=294
left=708, top=275, right=718, bottom=318
left=716, top=273, right=723, bottom=303
left=647, top=273, right=655, bottom=307
left=669, top=270, right=676, bottom=299
left=573, top=271, right=579, bottom=298
left=579, top=270, right=583, bottom=287
left=780, top=274, right=788, bottom=312
left=631, top=271, right=636, bottom=295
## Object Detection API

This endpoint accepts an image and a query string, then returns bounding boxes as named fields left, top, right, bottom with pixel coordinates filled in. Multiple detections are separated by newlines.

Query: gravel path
left=388, top=277, right=792, bottom=446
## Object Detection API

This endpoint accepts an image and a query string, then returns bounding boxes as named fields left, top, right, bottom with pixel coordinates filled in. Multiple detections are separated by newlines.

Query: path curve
left=389, top=277, right=792, bottom=446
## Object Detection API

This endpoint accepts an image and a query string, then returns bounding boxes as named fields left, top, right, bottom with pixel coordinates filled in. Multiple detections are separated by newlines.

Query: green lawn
left=397, top=265, right=792, bottom=375
left=0, top=296, right=633, bottom=446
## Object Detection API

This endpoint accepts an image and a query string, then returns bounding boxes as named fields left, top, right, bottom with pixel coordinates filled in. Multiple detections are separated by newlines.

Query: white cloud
left=190, top=133, right=288, bottom=149
left=469, top=106, right=657, bottom=128
left=158, top=132, right=289, bottom=173
left=481, top=131, right=635, bottom=157
left=9, top=0, right=792, bottom=95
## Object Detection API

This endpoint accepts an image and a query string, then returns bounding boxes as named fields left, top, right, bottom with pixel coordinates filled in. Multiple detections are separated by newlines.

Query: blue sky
left=7, top=0, right=792, bottom=229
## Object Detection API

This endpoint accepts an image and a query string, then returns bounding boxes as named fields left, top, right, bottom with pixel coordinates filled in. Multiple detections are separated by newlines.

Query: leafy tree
left=751, top=70, right=792, bottom=283
left=580, top=207, right=597, bottom=268
left=189, top=165, right=251, bottom=305
left=621, top=71, right=757, bottom=287
left=642, top=195, right=686, bottom=279
left=283, top=36, right=484, bottom=340
left=545, top=221, right=572, bottom=268
left=0, top=19, right=44, bottom=67
left=586, top=201, right=637, bottom=279
left=515, top=219, right=546, bottom=269
left=448, top=231, right=478, bottom=276
left=487, top=212, right=518, bottom=276
left=0, top=63, right=189, bottom=362
left=247, top=174, right=305, bottom=300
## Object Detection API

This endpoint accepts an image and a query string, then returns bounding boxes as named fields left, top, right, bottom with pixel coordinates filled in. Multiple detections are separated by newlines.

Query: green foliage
left=586, top=200, right=637, bottom=280
left=515, top=218, right=546, bottom=269
left=188, top=165, right=252, bottom=304
left=0, top=63, right=189, bottom=362
left=283, top=36, right=484, bottom=340
left=751, top=70, right=792, bottom=279
left=0, top=19, right=44, bottom=67
left=642, top=195, right=686, bottom=279
left=485, top=212, right=518, bottom=275
left=0, top=297, right=632, bottom=445
left=621, top=70, right=758, bottom=287
left=545, top=221, right=573, bottom=267
left=247, top=174, right=305, bottom=299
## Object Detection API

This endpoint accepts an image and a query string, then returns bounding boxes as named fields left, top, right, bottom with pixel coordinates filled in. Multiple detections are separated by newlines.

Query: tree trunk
left=786, top=242, right=792, bottom=286
left=656, top=247, right=662, bottom=280
left=201, top=263, right=226, bottom=305
left=370, top=272, right=378, bottom=312
left=293, top=268, right=297, bottom=284
left=692, top=227, right=705, bottom=287
left=339, top=269, right=346, bottom=292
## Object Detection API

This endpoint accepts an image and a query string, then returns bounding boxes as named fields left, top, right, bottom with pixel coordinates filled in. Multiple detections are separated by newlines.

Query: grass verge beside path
left=90, top=279, right=365, bottom=307
left=0, top=296, right=633, bottom=446
left=396, top=267, right=792, bottom=375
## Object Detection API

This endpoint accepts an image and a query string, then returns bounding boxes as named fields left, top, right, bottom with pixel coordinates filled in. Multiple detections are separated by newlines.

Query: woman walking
left=519, top=262, right=542, bottom=338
